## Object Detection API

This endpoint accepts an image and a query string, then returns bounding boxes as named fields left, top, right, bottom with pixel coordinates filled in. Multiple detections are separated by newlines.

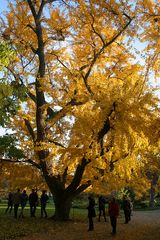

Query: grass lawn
left=0, top=203, right=88, bottom=240
left=0, top=203, right=160, bottom=240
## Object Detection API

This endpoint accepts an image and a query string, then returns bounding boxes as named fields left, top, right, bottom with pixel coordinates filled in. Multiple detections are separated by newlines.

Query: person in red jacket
left=108, top=197, right=119, bottom=235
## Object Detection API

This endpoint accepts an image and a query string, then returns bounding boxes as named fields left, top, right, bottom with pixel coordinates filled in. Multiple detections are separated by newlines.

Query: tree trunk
left=53, top=194, right=73, bottom=221
left=149, top=173, right=159, bottom=208
left=44, top=175, right=74, bottom=221
left=44, top=159, right=90, bottom=221
left=149, top=183, right=155, bottom=208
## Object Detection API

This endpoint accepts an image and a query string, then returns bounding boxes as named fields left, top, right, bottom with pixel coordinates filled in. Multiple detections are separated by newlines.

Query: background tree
left=0, top=40, right=18, bottom=126
left=143, top=151, right=160, bottom=208
left=0, top=0, right=159, bottom=220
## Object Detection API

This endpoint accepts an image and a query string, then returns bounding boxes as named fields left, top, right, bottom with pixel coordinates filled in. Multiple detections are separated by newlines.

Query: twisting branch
left=98, top=102, right=116, bottom=156
left=50, top=52, right=73, bottom=76
left=82, top=15, right=134, bottom=96
left=98, top=102, right=116, bottom=142
left=90, top=12, right=105, bottom=45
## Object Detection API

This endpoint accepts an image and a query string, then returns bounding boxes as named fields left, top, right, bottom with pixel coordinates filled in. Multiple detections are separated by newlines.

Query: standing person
left=40, top=190, right=49, bottom=218
left=13, top=189, right=21, bottom=219
left=19, top=190, right=28, bottom=218
left=29, top=189, right=38, bottom=217
left=122, top=196, right=131, bottom=224
left=108, top=197, right=119, bottom=235
left=98, top=195, right=107, bottom=222
left=5, top=192, right=13, bottom=214
left=87, top=196, right=96, bottom=231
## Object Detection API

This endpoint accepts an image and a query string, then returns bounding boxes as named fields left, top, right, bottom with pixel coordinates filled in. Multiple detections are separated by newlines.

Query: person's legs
left=110, top=216, right=117, bottom=234
left=9, top=203, right=13, bottom=213
left=43, top=204, right=47, bottom=217
left=41, top=204, right=44, bottom=217
left=88, top=217, right=94, bottom=230
left=98, top=209, right=102, bottom=221
left=102, top=208, right=106, bottom=222
left=20, top=205, right=25, bottom=218
left=112, top=217, right=117, bottom=234
left=14, top=204, right=19, bottom=218
left=5, top=203, right=10, bottom=213
left=32, top=204, right=36, bottom=217
left=30, top=205, right=33, bottom=217
left=124, top=211, right=129, bottom=223
left=128, top=210, right=131, bottom=221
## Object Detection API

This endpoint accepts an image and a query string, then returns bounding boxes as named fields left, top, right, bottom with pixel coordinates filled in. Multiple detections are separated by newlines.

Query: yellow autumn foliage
left=0, top=0, right=160, bottom=200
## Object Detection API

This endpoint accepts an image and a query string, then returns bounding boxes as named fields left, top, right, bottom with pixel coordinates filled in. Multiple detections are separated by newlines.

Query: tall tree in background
left=0, top=41, right=18, bottom=126
left=0, top=0, right=159, bottom=220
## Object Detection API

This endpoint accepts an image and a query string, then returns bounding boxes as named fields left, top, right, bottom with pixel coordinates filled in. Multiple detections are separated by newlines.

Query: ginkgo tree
left=0, top=0, right=159, bottom=220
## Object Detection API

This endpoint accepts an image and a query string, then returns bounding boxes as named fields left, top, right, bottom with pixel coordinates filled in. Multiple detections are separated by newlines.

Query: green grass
left=0, top=203, right=89, bottom=240
left=1, top=202, right=160, bottom=240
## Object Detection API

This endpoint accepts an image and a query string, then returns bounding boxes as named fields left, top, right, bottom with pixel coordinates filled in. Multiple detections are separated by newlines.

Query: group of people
left=87, top=195, right=132, bottom=234
left=5, top=189, right=132, bottom=234
left=5, top=188, right=49, bottom=219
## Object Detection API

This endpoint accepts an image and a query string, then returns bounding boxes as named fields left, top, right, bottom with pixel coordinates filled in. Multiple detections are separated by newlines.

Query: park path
left=21, top=210, right=160, bottom=240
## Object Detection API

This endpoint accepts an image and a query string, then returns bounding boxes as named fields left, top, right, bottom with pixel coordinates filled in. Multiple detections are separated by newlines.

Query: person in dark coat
left=19, top=190, right=28, bottom=218
left=87, top=196, right=96, bottom=231
left=98, top=195, right=107, bottom=222
left=122, top=196, right=131, bottom=224
left=108, top=197, right=119, bottom=235
left=40, top=190, right=49, bottom=218
left=13, top=189, right=21, bottom=218
left=5, top=192, right=13, bottom=214
left=29, top=189, right=38, bottom=217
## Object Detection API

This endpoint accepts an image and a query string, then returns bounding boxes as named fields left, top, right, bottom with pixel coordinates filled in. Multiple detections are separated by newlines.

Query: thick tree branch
left=65, top=158, right=90, bottom=193
left=98, top=102, right=116, bottom=142
left=37, top=0, right=45, bottom=19
left=62, top=167, right=68, bottom=185
left=27, top=0, right=37, bottom=18
left=74, top=180, right=91, bottom=196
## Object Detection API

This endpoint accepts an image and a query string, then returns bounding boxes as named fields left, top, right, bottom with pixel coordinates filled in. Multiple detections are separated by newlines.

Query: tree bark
left=149, top=173, right=159, bottom=208
left=44, top=159, right=90, bottom=221
left=53, top=193, right=73, bottom=221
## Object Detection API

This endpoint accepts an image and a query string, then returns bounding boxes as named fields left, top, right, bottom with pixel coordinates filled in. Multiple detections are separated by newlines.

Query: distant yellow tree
left=0, top=0, right=159, bottom=220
